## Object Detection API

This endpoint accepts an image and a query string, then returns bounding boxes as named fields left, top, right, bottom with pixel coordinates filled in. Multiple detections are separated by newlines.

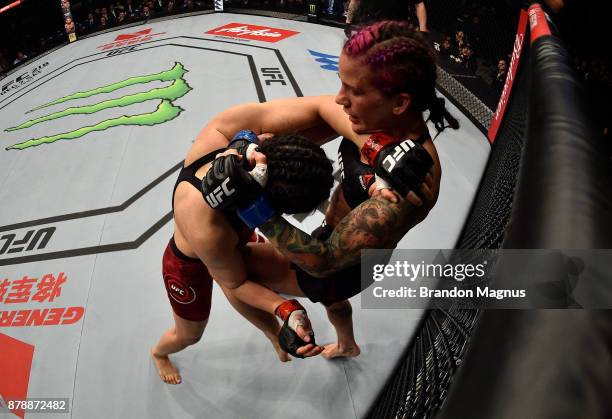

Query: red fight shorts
left=162, top=237, right=213, bottom=322
left=162, top=232, right=265, bottom=321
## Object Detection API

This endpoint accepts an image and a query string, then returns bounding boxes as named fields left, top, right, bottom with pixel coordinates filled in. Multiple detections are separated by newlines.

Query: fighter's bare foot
left=322, top=343, right=361, bottom=359
left=150, top=347, right=182, bottom=384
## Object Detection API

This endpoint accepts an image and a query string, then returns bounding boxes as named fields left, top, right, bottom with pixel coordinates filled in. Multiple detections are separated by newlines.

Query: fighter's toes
left=322, top=343, right=361, bottom=359
left=151, top=348, right=182, bottom=384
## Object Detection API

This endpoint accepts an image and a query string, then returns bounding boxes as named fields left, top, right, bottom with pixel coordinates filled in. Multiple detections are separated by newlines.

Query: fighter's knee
left=326, top=300, right=352, bottom=318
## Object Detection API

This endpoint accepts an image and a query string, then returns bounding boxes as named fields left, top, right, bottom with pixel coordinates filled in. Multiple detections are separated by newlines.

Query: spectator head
left=64, top=17, right=75, bottom=32
left=455, top=30, right=466, bottom=48
left=442, top=36, right=452, bottom=50
left=461, top=44, right=473, bottom=58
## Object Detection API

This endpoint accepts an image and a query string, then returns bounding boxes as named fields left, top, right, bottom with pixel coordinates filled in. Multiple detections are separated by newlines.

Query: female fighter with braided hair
left=151, top=130, right=334, bottom=384
left=202, top=20, right=459, bottom=358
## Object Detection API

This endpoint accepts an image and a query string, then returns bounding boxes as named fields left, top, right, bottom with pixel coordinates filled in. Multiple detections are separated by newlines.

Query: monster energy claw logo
left=4, top=62, right=192, bottom=150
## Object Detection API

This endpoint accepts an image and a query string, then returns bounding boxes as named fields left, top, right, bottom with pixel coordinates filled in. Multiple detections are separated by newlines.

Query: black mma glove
left=361, top=132, right=434, bottom=197
left=275, top=299, right=316, bottom=359
left=202, top=129, right=277, bottom=227
left=201, top=148, right=277, bottom=228
left=201, top=154, right=262, bottom=211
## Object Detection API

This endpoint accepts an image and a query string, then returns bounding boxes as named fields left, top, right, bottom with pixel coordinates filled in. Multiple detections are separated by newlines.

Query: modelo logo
left=206, top=23, right=299, bottom=43
left=165, top=277, right=196, bottom=304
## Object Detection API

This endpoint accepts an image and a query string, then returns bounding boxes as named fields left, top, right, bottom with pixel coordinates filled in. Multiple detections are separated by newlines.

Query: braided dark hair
left=344, top=20, right=459, bottom=134
left=257, top=134, right=334, bottom=214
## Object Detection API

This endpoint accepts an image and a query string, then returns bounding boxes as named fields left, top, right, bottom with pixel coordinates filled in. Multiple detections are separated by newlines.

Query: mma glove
left=361, top=132, right=434, bottom=197
left=275, top=299, right=316, bottom=358
left=201, top=130, right=277, bottom=228
left=201, top=154, right=262, bottom=211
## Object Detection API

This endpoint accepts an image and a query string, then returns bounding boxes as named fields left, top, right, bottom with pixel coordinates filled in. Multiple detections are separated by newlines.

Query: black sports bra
left=172, top=148, right=224, bottom=210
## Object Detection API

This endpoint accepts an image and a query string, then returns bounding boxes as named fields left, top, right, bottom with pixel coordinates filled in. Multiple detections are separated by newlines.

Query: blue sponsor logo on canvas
left=308, top=49, right=339, bottom=72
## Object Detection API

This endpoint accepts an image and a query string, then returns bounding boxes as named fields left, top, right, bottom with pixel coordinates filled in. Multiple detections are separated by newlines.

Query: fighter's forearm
left=223, top=279, right=284, bottom=315
left=259, top=196, right=415, bottom=277
left=259, top=216, right=339, bottom=278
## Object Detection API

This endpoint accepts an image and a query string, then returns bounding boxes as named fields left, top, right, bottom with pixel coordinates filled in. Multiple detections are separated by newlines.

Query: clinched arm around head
left=192, top=96, right=358, bottom=149
left=186, top=95, right=352, bottom=285
left=198, top=96, right=438, bottom=278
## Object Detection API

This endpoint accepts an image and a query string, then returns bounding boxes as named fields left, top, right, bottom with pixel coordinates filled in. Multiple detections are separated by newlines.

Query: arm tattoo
left=259, top=196, right=415, bottom=277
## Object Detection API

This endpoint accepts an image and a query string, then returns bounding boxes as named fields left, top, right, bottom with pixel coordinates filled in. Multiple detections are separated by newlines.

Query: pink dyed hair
left=343, top=20, right=437, bottom=111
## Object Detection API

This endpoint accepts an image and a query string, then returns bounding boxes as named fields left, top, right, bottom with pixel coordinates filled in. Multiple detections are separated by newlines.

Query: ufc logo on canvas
left=381, top=139, right=416, bottom=171
left=205, top=178, right=235, bottom=208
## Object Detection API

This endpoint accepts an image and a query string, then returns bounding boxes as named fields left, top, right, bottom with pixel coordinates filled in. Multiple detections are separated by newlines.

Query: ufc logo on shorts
left=382, top=139, right=416, bottom=172
left=170, top=283, right=185, bottom=296
left=205, top=178, right=235, bottom=208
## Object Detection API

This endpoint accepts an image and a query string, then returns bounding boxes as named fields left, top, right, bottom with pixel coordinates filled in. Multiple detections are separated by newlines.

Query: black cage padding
left=368, top=15, right=532, bottom=419
left=436, top=12, right=612, bottom=419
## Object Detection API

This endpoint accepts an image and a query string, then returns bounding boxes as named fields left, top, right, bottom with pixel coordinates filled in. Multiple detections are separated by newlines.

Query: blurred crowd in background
left=0, top=0, right=609, bottom=138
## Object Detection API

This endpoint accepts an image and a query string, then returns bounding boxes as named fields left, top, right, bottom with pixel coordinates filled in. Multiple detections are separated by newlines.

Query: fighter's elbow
left=213, top=103, right=261, bottom=133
